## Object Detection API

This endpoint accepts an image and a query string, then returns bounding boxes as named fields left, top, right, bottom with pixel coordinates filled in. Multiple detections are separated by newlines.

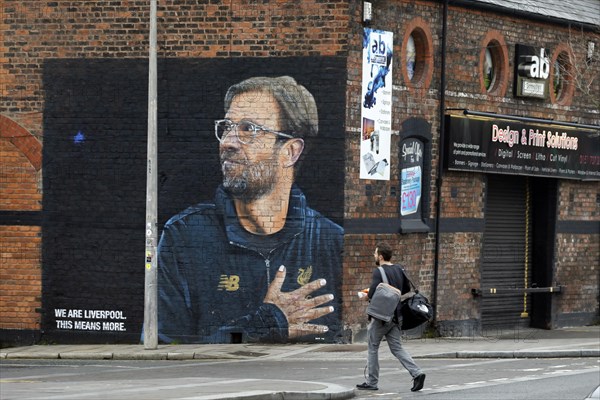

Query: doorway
left=481, top=175, right=557, bottom=331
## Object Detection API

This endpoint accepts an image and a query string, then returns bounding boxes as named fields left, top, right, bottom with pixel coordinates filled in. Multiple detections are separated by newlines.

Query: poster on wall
left=400, top=138, right=424, bottom=216
left=42, top=57, right=346, bottom=344
left=400, top=167, right=421, bottom=215
left=360, top=28, right=393, bottom=180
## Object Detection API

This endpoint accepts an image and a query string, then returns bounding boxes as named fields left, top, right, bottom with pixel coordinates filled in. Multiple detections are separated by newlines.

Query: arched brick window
left=549, top=43, right=575, bottom=106
left=401, top=17, right=434, bottom=92
left=479, top=31, right=509, bottom=96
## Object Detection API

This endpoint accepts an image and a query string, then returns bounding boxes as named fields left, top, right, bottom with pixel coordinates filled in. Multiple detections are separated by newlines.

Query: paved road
left=1, top=356, right=598, bottom=399
left=352, top=358, right=599, bottom=399
left=1, top=326, right=598, bottom=399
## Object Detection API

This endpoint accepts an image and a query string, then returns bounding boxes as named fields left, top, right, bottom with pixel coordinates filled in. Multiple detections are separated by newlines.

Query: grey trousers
left=366, top=318, right=423, bottom=386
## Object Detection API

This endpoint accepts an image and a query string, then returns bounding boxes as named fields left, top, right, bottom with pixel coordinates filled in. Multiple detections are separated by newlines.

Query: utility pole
left=144, top=0, right=158, bottom=350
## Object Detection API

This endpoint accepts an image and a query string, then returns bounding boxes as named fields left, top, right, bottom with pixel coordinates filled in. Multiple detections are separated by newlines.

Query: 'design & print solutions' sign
left=445, top=114, right=600, bottom=181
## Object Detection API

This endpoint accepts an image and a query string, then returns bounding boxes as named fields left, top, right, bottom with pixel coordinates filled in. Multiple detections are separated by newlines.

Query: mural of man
left=157, top=76, right=344, bottom=344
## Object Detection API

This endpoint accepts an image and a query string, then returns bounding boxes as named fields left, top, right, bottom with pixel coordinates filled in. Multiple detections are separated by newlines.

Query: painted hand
left=263, top=265, right=334, bottom=339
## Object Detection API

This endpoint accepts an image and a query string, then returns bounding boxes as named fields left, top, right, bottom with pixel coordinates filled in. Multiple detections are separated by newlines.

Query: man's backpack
left=366, top=267, right=402, bottom=322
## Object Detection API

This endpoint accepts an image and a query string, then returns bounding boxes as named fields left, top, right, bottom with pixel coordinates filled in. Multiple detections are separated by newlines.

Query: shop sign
left=514, top=44, right=550, bottom=99
left=445, top=114, right=600, bottom=181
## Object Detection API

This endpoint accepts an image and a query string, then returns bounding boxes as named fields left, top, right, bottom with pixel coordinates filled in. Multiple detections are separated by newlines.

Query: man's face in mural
left=219, top=90, right=286, bottom=201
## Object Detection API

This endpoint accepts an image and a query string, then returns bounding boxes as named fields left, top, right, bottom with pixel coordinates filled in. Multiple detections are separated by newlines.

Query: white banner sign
left=360, top=28, right=393, bottom=180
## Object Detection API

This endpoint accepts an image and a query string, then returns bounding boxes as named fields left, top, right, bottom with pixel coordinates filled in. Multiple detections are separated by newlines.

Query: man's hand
left=263, top=265, right=334, bottom=339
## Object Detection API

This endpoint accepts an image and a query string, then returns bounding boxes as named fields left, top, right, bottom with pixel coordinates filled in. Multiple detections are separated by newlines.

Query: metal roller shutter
left=481, top=174, right=531, bottom=329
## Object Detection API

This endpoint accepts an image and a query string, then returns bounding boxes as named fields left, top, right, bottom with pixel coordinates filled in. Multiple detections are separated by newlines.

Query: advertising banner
left=360, top=28, right=393, bottom=180
left=445, top=114, right=600, bottom=181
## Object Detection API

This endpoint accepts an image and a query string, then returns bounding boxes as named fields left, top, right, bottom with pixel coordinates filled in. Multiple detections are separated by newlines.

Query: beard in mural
left=156, top=76, right=344, bottom=344
left=219, top=128, right=281, bottom=203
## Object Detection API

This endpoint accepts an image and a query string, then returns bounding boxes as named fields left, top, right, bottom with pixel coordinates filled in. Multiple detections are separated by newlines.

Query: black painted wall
left=42, top=57, right=346, bottom=343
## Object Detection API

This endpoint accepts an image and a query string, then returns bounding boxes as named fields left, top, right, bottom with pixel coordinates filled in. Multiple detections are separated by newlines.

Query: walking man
left=356, top=242, right=426, bottom=392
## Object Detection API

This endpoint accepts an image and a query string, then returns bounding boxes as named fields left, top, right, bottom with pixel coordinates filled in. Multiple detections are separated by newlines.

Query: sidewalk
left=1, top=326, right=598, bottom=400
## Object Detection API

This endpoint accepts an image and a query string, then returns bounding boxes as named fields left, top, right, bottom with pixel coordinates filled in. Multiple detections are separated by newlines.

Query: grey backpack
left=366, top=266, right=402, bottom=322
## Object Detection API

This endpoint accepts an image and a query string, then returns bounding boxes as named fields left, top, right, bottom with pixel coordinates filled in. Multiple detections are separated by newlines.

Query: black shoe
left=356, top=382, right=378, bottom=390
left=411, top=373, right=426, bottom=392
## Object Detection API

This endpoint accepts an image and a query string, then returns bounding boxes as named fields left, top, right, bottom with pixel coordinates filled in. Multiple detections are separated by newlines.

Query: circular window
left=549, top=44, right=575, bottom=105
left=406, top=34, right=416, bottom=81
left=553, top=58, right=565, bottom=96
left=401, top=18, right=433, bottom=91
left=479, top=31, right=508, bottom=96
left=483, top=47, right=495, bottom=91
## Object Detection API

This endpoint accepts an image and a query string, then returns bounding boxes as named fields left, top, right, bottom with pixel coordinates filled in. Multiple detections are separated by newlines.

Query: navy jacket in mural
left=157, top=185, right=344, bottom=344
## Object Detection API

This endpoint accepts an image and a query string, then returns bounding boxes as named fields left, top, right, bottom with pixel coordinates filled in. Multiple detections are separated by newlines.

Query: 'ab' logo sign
left=514, top=44, right=551, bottom=99
left=371, top=34, right=388, bottom=64
left=371, top=34, right=386, bottom=54
left=518, top=48, right=550, bottom=80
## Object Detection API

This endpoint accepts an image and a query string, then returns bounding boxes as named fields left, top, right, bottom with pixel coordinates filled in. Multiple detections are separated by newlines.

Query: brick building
left=1, top=0, right=598, bottom=345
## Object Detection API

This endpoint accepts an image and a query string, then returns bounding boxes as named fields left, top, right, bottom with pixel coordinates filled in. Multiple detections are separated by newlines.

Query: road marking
left=11, top=378, right=257, bottom=400
left=423, top=367, right=599, bottom=395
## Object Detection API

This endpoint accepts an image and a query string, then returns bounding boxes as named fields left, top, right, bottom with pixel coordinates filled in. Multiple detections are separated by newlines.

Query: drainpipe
left=432, top=0, right=448, bottom=329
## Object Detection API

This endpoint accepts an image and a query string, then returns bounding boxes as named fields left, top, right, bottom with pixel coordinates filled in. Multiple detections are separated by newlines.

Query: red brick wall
left=343, top=0, right=442, bottom=337
left=2, top=0, right=352, bottom=119
left=343, top=0, right=599, bottom=335
left=440, top=173, right=485, bottom=218
left=555, top=234, right=599, bottom=315
left=1, top=0, right=354, bottom=342
left=0, top=132, right=42, bottom=331
left=440, top=4, right=599, bottom=328
left=436, top=233, right=482, bottom=320
left=343, top=234, right=435, bottom=331
left=558, top=181, right=599, bottom=221
left=0, top=225, right=41, bottom=331
left=555, top=181, right=600, bottom=324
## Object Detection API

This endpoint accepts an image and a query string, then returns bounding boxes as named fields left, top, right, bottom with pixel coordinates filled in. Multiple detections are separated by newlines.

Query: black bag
left=366, top=267, right=402, bottom=322
left=400, top=270, right=433, bottom=330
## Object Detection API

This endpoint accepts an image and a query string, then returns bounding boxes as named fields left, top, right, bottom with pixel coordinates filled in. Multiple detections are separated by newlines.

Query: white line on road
left=422, top=367, right=599, bottom=395
left=9, top=378, right=257, bottom=400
